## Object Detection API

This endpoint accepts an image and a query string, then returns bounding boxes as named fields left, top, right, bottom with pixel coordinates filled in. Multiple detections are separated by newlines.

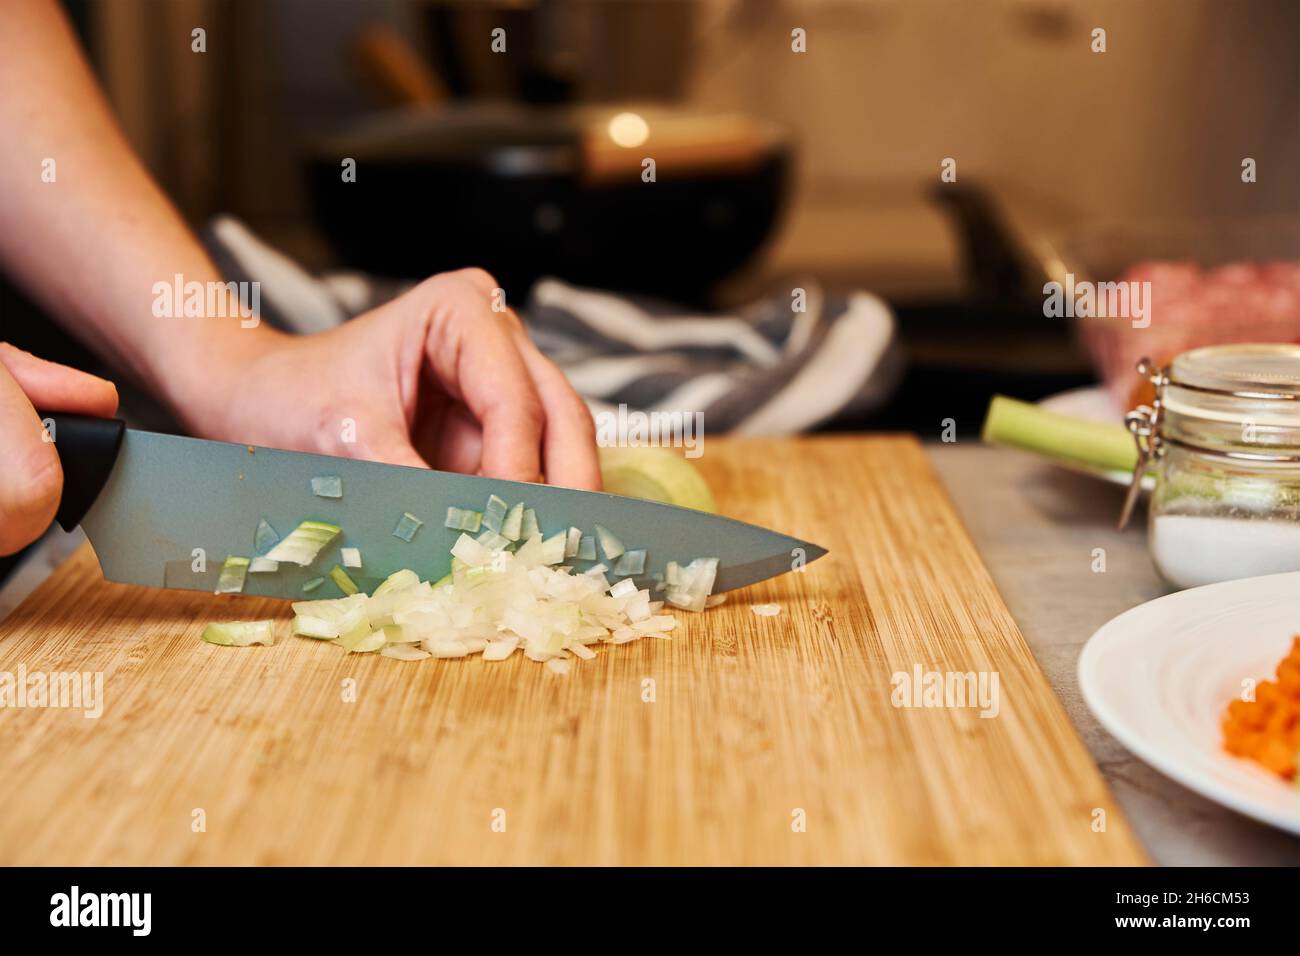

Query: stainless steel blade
left=79, top=430, right=826, bottom=599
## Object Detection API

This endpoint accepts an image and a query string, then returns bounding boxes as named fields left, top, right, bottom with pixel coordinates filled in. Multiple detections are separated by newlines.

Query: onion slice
left=202, top=620, right=274, bottom=646
left=594, top=524, right=625, bottom=560
left=265, top=520, right=341, bottom=566
left=329, top=565, right=359, bottom=596
left=215, top=556, right=250, bottom=594
left=254, top=518, right=279, bottom=554
left=392, top=512, right=424, bottom=542
left=311, top=475, right=343, bottom=498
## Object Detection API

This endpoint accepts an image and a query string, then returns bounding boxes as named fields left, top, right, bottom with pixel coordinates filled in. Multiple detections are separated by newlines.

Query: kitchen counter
left=927, top=442, right=1300, bottom=866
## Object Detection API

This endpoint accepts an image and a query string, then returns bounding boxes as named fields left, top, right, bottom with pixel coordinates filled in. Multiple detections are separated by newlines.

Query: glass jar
left=1124, top=344, right=1300, bottom=590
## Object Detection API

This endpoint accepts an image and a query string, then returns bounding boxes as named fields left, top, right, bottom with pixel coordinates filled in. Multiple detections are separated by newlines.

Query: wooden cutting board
left=0, top=436, right=1145, bottom=865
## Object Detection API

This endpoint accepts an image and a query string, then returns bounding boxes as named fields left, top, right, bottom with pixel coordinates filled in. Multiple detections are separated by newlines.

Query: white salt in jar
left=1123, top=344, right=1300, bottom=590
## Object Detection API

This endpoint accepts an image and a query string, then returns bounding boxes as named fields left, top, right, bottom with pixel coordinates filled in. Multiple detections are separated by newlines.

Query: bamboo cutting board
left=0, top=436, right=1145, bottom=865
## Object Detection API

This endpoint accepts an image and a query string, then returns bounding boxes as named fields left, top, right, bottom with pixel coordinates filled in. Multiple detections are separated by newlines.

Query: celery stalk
left=981, top=395, right=1139, bottom=476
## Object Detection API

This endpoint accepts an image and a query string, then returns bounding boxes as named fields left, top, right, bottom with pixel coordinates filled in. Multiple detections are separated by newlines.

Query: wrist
left=148, top=318, right=289, bottom=436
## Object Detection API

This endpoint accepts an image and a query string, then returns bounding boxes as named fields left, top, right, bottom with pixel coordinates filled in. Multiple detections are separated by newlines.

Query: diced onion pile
left=291, top=529, right=711, bottom=667
left=206, top=493, right=722, bottom=670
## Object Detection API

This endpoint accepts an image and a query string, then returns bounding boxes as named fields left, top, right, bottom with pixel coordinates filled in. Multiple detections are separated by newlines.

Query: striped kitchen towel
left=202, top=216, right=902, bottom=434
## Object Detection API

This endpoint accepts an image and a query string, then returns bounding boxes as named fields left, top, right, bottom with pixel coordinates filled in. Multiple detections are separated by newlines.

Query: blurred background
left=6, top=0, right=1300, bottom=434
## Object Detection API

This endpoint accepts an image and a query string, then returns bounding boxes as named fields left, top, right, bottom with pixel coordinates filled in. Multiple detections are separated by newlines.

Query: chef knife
left=39, top=413, right=827, bottom=599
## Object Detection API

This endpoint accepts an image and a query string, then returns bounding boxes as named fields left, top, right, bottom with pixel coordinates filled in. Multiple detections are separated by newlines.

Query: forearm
left=0, top=0, right=281, bottom=428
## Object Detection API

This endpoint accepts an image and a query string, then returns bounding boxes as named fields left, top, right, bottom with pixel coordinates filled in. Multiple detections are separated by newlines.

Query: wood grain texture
left=0, top=436, right=1146, bottom=865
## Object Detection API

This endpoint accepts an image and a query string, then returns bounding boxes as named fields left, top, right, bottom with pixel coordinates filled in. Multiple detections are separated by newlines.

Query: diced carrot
left=1223, top=727, right=1255, bottom=757
left=1228, top=698, right=1253, bottom=723
left=1254, top=738, right=1297, bottom=778
left=1223, top=642, right=1300, bottom=779
left=1277, top=661, right=1300, bottom=697
left=1266, top=704, right=1296, bottom=736
left=1232, top=698, right=1267, bottom=729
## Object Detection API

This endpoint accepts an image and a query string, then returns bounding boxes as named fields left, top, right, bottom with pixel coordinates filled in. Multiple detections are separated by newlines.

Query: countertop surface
left=928, top=442, right=1300, bottom=866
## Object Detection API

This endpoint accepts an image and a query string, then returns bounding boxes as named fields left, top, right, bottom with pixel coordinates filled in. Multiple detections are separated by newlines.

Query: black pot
left=304, top=105, right=792, bottom=303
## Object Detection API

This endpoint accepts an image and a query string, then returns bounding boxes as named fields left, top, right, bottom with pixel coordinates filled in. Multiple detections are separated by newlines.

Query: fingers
left=411, top=269, right=599, bottom=488
left=0, top=342, right=118, bottom=417
left=421, top=272, right=544, bottom=484
left=511, top=332, right=602, bottom=490
left=0, top=359, right=63, bottom=555
left=424, top=404, right=483, bottom=474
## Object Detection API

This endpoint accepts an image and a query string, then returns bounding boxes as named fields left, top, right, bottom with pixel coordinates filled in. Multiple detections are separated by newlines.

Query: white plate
left=1039, top=384, right=1123, bottom=424
left=1079, top=571, right=1300, bottom=834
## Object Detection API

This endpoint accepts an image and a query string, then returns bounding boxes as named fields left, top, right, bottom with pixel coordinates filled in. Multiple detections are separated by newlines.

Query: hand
left=0, top=342, right=118, bottom=555
left=181, top=269, right=602, bottom=490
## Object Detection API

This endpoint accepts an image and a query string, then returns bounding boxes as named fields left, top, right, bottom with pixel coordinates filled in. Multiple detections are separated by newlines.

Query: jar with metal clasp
left=1120, top=344, right=1300, bottom=590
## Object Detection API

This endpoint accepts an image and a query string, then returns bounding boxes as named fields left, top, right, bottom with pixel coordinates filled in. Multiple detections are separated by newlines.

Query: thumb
left=0, top=360, right=63, bottom=555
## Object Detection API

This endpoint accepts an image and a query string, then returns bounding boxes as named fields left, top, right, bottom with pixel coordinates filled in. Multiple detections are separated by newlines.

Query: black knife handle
left=34, top=412, right=126, bottom=531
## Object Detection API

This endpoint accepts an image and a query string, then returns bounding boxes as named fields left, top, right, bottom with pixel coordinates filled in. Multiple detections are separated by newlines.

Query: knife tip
left=798, top=540, right=829, bottom=564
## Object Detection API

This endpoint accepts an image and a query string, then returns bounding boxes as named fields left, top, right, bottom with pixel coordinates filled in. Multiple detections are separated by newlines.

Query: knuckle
left=452, top=267, right=498, bottom=294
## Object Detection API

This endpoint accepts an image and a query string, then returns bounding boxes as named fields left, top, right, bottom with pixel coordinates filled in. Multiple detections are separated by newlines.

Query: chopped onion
left=302, top=576, right=325, bottom=593
left=392, top=512, right=423, bottom=542
left=265, top=520, right=341, bottom=566
left=539, top=532, right=568, bottom=565
left=382, top=623, right=419, bottom=644
left=751, top=603, right=781, bottom=617
left=311, top=475, right=343, bottom=498
left=202, top=620, right=274, bottom=646
left=427, top=641, right=470, bottom=658
left=520, top=508, right=539, bottom=541
left=381, top=643, right=431, bottom=661
left=293, top=615, right=336, bottom=639
left=665, top=557, right=719, bottom=612
left=444, top=506, right=482, bottom=533
left=215, top=556, right=250, bottom=594
left=248, top=556, right=279, bottom=573
left=254, top=517, right=279, bottom=554
left=483, top=638, right=518, bottom=661
left=271, top=499, right=723, bottom=669
left=330, top=565, right=359, bottom=596
left=501, top=502, right=525, bottom=541
left=337, top=613, right=376, bottom=651
left=595, top=524, right=625, bottom=560
left=373, top=568, right=420, bottom=596
left=349, top=630, right=386, bottom=654
left=475, top=528, right=511, bottom=550
left=577, top=535, right=597, bottom=561
left=613, top=549, right=646, bottom=576
left=452, top=534, right=492, bottom=566
left=483, top=494, right=508, bottom=533
left=609, top=578, right=638, bottom=599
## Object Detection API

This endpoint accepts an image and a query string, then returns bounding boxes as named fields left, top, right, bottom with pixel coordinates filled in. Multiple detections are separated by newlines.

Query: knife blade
left=43, top=414, right=827, bottom=599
